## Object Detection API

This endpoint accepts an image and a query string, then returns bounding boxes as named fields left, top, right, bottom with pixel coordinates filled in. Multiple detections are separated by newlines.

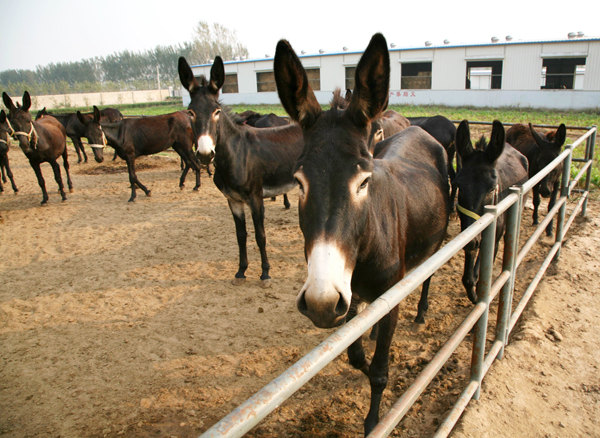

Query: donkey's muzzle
left=297, top=288, right=348, bottom=328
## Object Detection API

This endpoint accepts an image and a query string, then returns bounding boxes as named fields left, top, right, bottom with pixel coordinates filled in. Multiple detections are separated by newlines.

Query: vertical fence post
left=554, top=145, right=574, bottom=260
left=470, top=206, right=497, bottom=400
left=582, top=126, right=597, bottom=217
left=495, top=188, right=523, bottom=359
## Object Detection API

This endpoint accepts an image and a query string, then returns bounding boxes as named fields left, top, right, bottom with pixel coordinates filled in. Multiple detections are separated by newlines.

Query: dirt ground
left=0, top=138, right=598, bottom=438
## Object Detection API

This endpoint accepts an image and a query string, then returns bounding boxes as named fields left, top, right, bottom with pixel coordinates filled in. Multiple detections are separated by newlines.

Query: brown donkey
left=275, top=34, right=450, bottom=434
left=3, top=92, right=72, bottom=204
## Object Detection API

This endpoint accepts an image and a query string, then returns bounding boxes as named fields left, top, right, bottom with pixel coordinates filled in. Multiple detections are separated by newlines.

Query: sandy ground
left=0, top=138, right=598, bottom=438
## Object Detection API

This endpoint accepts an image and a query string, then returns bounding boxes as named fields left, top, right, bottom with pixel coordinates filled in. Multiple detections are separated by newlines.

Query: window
left=541, top=57, right=586, bottom=89
left=466, top=61, right=502, bottom=89
left=223, top=73, right=238, bottom=94
left=345, top=66, right=356, bottom=91
left=401, top=62, right=432, bottom=89
left=306, top=68, right=321, bottom=91
left=257, top=71, right=276, bottom=92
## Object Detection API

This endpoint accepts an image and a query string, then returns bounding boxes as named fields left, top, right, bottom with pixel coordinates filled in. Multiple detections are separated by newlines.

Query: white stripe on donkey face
left=298, top=240, right=353, bottom=328
left=196, top=134, right=215, bottom=157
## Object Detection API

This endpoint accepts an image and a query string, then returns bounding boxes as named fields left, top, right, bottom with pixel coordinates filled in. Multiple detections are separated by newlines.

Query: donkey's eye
left=213, top=109, right=221, bottom=119
left=358, top=177, right=370, bottom=194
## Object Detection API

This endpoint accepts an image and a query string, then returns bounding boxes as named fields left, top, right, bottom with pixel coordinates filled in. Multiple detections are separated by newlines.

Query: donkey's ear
left=274, top=39, right=321, bottom=129
left=529, top=123, right=548, bottom=149
left=0, top=110, right=6, bottom=123
left=93, top=106, right=101, bottom=123
left=3, top=92, right=16, bottom=112
left=22, top=91, right=31, bottom=112
left=178, top=57, right=200, bottom=94
left=77, top=111, right=87, bottom=125
left=455, top=120, right=474, bottom=159
left=209, top=57, right=225, bottom=95
left=553, top=123, right=567, bottom=149
left=486, top=120, right=505, bottom=164
left=344, top=89, right=352, bottom=102
left=348, top=33, right=390, bottom=128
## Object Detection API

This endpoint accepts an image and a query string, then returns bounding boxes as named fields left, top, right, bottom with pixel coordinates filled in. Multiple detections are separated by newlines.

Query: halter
left=456, top=184, right=500, bottom=221
left=13, top=121, right=38, bottom=149
left=0, top=119, right=16, bottom=145
left=88, top=128, right=107, bottom=149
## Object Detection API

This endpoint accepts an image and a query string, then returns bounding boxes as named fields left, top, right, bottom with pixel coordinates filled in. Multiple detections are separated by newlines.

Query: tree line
left=0, top=21, right=249, bottom=98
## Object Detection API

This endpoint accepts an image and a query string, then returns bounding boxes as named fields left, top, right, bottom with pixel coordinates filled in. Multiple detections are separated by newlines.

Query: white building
left=182, top=35, right=600, bottom=111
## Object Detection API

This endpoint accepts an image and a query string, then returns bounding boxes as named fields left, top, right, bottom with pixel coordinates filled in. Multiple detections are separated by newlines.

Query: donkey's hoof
left=69, top=188, right=74, bottom=193
left=180, top=185, right=185, bottom=191
left=193, top=186, right=200, bottom=192
left=411, top=322, right=427, bottom=333
left=232, top=277, right=246, bottom=286
left=146, top=191, right=152, bottom=197
left=260, top=279, right=272, bottom=289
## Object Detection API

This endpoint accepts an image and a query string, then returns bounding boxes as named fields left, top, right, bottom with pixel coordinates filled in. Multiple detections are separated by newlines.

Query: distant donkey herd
left=1, top=33, right=569, bottom=435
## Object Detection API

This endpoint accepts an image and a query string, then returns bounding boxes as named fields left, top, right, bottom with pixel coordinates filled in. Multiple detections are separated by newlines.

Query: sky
left=1, top=0, right=598, bottom=72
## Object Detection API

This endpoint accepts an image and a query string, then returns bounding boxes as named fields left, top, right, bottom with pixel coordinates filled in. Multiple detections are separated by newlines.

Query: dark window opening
left=257, top=71, right=276, bottom=92
left=345, top=66, right=356, bottom=91
left=466, top=60, right=502, bottom=89
left=306, top=68, right=321, bottom=91
left=401, top=62, right=432, bottom=89
left=541, top=57, right=586, bottom=89
left=223, top=74, right=238, bottom=94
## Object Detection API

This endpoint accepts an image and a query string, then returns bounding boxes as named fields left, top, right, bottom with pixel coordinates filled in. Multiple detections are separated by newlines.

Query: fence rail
left=200, top=122, right=597, bottom=438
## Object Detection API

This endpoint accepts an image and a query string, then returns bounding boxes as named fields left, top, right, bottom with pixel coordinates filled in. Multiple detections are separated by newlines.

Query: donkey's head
left=3, top=91, right=36, bottom=154
left=529, top=123, right=566, bottom=197
left=77, top=106, right=106, bottom=163
left=275, top=33, right=390, bottom=328
left=454, top=120, right=506, bottom=236
left=178, top=56, right=224, bottom=165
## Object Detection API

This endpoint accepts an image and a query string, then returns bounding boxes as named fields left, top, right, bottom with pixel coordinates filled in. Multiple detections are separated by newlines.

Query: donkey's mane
left=330, top=88, right=350, bottom=110
left=475, top=135, right=489, bottom=151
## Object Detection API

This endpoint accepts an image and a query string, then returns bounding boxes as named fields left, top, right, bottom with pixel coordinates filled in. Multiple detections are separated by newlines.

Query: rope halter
left=0, top=118, right=16, bottom=146
left=13, top=121, right=38, bottom=149
left=456, top=184, right=500, bottom=221
left=88, top=128, right=107, bottom=149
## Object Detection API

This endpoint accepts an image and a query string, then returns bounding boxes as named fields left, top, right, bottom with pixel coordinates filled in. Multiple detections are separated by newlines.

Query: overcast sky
left=2, top=0, right=597, bottom=72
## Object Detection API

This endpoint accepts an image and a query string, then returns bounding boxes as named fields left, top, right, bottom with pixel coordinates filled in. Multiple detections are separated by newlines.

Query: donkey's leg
left=77, top=137, right=88, bottom=163
left=462, top=242, right=479, bottom=304
left=49, top=159, right=67, bottom=201
left=30, top=161, right=49, bottom=204
left=283, top=194, right=290, bottom=209
left=0, top=164, right=4, bottom=193
left=532, top=185, right=541, bottom=225
left=347, top=296, right=370, bottom=374
left=364, top=306, right=399, bottom=436
left=414, top=275, right=433, bottom=324
left=125, top=155, right=151, bottom=202
left=227, top=198, right=248, bottom=285
left=546, top=181, right=560, bottom=237
left=70, top=136, right=83, bottom=164
left=5, top=159, right=18, bottom=193
left=248, top=195, right=271, bottom=288
left=62, top=147, right=73, bottom=192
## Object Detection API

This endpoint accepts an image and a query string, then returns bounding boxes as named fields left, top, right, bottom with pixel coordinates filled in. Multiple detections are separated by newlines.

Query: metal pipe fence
left=199, top=123, right=597, bottom=438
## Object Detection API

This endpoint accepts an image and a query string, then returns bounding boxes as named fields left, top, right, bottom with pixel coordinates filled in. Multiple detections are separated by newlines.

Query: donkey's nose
left=297, top=288, right=349, bottom=328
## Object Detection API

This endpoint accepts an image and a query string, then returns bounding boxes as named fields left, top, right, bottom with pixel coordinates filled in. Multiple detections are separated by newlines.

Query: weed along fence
left=199, top=123, right=597, bottom=438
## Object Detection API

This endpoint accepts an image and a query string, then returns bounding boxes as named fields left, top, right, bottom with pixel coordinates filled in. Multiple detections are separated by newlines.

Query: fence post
left=554, top=144, right=574, bottom=260
left=582, top=126, right=597, bottom=217
left=470, top=206, right=497, bottom=400
left=495, top=188, right=523, bottom=359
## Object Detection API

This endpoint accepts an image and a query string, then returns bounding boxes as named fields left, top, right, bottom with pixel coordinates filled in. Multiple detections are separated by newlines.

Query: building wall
left=182, top=39, right=600, bottom=110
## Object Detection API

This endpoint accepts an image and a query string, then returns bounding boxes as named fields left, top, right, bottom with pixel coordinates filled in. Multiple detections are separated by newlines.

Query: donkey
left=274, top=33, right=450, bottom=434
left=506, top=123, right=566, bottom=237
left=37, top=107, right=123, bottom=164
left=178, top=56, right=304, bottom=288
left=454, top=120, right=529, bottom=303
left=93, top=110, right=201, bottom=202
left=3, top=92, right=72, bottom=204
left=0, top=110, right=18, bottom=194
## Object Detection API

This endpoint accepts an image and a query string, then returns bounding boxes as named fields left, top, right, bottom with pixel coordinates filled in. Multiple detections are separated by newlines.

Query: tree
left=190, top=21, right=249, bottom=64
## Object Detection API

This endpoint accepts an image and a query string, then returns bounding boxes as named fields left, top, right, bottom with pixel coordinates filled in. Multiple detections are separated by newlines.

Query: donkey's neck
left=101, top=121, right=124, bottom=148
